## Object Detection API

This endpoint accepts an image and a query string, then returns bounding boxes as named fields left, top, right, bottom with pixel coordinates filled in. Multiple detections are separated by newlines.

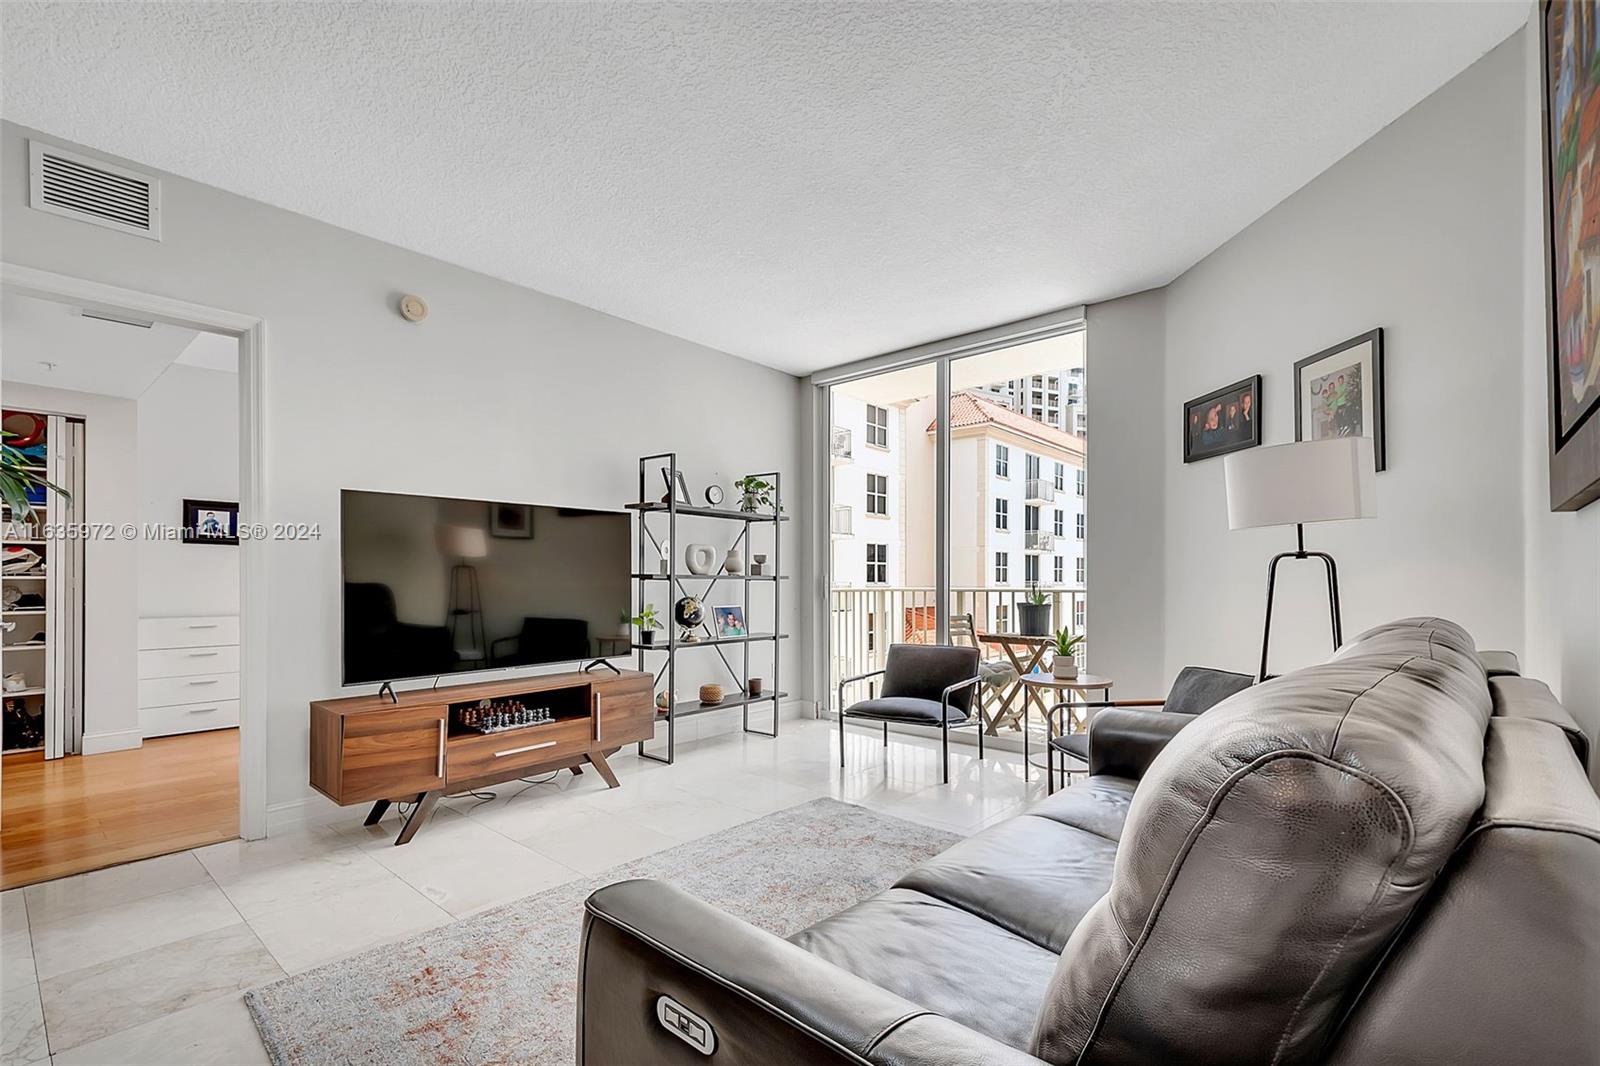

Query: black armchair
left=1045, top=665, right=1254, bottom=791
left=837, top=643, right=983, bottom=784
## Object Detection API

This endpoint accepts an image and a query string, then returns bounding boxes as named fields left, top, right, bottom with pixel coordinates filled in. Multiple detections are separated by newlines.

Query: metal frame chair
left=837, top=644, right=983, bottom=784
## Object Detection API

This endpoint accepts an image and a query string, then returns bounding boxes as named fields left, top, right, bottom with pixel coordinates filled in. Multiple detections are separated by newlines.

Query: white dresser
left=138, top=615, right=241, bottom=738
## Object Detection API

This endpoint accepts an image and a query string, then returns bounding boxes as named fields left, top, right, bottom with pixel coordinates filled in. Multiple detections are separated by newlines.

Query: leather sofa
left=578, top=618, right=1599, bottom=1064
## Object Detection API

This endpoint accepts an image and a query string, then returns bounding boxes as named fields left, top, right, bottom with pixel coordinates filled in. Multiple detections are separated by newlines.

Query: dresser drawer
left=139, top=645, right=240, bottom=679
left=138, top=671, right=240, bottom=708
left=141, top=699, right=240, bottom=738
left=138, top=616, right=240, bottom=650
left=446, top=717, right=592, bottom=786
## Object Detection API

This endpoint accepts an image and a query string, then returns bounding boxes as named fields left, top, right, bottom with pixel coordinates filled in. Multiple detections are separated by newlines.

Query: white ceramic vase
left=685, top=543, right=717, bottom=576
left=1053, top=655, right=1079, bottom=680
left=723, top=546, right=744, bottom=574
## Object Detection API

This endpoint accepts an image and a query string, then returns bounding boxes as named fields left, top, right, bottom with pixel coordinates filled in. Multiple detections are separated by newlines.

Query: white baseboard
left=265, top=793, right=347, bottom=835
left=81, top=728, right=143, bottom=755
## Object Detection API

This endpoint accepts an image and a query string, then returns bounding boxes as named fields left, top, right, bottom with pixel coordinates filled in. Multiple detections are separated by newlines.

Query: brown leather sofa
left=578, top=618, right=1599, bottom=1064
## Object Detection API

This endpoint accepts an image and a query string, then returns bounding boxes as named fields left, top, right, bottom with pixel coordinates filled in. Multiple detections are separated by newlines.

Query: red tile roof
left=927, top=391, right=1086, bottom=457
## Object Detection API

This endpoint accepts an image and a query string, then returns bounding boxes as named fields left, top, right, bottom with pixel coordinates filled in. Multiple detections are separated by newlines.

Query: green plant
left=734, top=474, right=783, bottom=513
left=631, top=605, right=662, bottom=631
left=0, top=431, right=68, bottom=521
left=1025, top=580, right=1048, bottom=606
left=1053, top=627, right=1085, bottom=657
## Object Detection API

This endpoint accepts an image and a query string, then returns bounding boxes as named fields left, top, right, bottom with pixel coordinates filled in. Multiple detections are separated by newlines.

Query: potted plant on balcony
left=1018, top=581, right=1051, bottom=636
left=632, top=605, right=662, bottom=646
left=1052, top=627, right=1085, bottom=679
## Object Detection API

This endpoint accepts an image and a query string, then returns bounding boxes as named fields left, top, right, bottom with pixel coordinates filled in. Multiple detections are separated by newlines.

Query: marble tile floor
left=0, top=717, right=1050, bottom=1065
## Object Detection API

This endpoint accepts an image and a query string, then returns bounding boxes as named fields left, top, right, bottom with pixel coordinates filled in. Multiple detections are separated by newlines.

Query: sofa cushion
left=789, top=887, right=1058, bottom=1052
left=1490, top=675, right=1590, bottom=769
left=896, top=814, right=1118, bottom=953
left=843, top=696, right=968, bottom=724
left=1024, top=776, right=1136, bottom=841
left=1031, top=617, right=1492, bottom=1066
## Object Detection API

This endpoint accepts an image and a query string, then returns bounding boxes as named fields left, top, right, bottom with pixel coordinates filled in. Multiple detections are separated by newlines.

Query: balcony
left=829, top=585, right=1087, bottom=737
left=1024, top=478, right=1055, bottom=503
left=831, top=426, right=853, bottom=463
left=1024, top=530, right=1055, bottom=552
left=831, top=505, right=853, bottom=537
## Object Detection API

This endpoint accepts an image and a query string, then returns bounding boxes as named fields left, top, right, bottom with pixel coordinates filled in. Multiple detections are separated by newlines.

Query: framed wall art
left=1293, top=330, right=1385, bottom=472
left=1183, top=375, right=1261, bottom=463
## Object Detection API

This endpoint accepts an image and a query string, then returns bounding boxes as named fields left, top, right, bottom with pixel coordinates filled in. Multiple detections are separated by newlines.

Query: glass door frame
left=806, top=306, right=1086, bottom=715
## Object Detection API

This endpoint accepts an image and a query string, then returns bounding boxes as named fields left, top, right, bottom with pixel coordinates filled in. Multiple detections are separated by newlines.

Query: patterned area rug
left=245, top=798, right=958, bottom=1066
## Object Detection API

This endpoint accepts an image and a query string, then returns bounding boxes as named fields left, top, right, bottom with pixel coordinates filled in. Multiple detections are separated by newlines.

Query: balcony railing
left=1024, top=530, right=1055, bottom=552
left=829, top=585, right=1087, bottom=729
left=832, top=505, right=853, bottom=537
left=1024, top=478, right=1055, bottom=503
left=831, top=426, right=853, bottom=462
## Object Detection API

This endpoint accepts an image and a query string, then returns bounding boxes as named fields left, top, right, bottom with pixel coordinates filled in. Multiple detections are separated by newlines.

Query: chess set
left=455, top=698, right=557, bottom=735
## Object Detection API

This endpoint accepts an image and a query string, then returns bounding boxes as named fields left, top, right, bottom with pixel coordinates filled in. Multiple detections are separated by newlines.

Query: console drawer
left=336, top=706, right=447, bottom=804
left=447, top=717, right=592, bottom=786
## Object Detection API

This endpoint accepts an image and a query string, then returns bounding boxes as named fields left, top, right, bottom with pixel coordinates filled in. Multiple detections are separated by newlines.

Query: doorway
left=0, top=266, right=266, bottom=888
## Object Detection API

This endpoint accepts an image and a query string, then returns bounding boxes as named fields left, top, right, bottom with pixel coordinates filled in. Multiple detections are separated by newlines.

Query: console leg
left=570, top=764, right=584, bottom=776
left=587, top=750, right=621, bottom=789
left=362, top=799, right=391, bottom=826
left=394, top=790, right=440, bottom=846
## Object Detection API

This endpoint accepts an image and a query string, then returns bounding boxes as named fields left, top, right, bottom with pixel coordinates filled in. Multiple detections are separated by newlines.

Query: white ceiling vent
left=28, top=140, right=161, bottom=241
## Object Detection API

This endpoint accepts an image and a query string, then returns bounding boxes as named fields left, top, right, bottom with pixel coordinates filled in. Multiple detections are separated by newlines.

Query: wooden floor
left=0, top=729, right=238, bottom=890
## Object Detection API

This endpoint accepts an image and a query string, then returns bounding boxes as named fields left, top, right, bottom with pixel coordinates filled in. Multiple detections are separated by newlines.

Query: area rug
left=244, top=798, right=958, bottom=1066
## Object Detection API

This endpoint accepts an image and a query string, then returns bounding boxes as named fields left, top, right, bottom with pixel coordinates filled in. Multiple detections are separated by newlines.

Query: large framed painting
left=1183, top=375, right=1261, bottom=463
left=1543, top=0, right=1600, bottom=510
left=1293, top=330, right=1386, bottom=472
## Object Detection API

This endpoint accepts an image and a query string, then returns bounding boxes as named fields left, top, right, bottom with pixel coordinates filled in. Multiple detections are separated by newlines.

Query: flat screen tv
left=340, top=490, right=631, bottom=686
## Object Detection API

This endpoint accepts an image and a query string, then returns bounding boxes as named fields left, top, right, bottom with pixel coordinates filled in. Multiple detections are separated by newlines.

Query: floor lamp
left=1224, top=437, right=1376, bottom=681
left=437, top=523, right=489, bottom=668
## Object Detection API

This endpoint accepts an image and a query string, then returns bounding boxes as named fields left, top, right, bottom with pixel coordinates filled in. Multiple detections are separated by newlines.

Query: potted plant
left=1052, top=627, right=1085, bottom=679
left=1018, top=581, right=1052, bottom=636
left=1, top=431, right=68, bottom=523
left=632, top=605, right=662, bottom=646
left=734, top=475, right=782, bottom=515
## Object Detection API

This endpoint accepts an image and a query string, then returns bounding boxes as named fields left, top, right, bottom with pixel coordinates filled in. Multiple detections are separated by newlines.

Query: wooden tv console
left=310, top=668, right=654, bottom=844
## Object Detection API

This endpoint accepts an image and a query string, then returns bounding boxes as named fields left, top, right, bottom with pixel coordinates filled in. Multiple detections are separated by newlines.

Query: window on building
left=995, top=604, right=1010, bottom=631
left=1052, top=556, right=1064, bottom=583
left=866, top=473, right=888, bottom=515
left=1025, top=554, right=1040, bottom=584
left=994, top=552, right=1009, bottom=583
left=1024, top=504, right=1040, bottom=533
left=994, top=498, right=1009, bottom=530
left=1074, top=600, right=1086, bottom=629
left=866, top=611, right=876, bottom=652
left=1054, top=462, right=1065, bottom=490
left=1076, top=512, right=1086, bottom=540
left=866, top=404, right=889, bottom=448
left=866, top=543, right=888, bottom=584
left=1076, top=468, right=1086, bottom=497
left=1075, top=556, right=1086, bottom=584
left=995, top=444, right=1009, bottom=477
left=1053, top=509, right=1064, bottom=537
left=1025, top=453, right=1041, bottom=481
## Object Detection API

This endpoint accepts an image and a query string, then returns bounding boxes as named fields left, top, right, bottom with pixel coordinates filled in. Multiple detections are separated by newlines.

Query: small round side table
left=1020, top=672, right=1114, bottom=792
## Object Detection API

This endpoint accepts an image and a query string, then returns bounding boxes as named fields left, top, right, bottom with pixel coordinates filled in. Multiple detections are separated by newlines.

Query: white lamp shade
left=1224, top=437, right=1376, bottom=530
left=436, top=523, right=489, bottom=559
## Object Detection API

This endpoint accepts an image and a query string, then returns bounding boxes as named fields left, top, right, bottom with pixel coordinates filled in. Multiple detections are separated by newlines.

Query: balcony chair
left=1045, top=665, right=1254, bottom=792
left=949, top=613, right=1022, bottom=715
left=838, top=643, right=982, bottom=784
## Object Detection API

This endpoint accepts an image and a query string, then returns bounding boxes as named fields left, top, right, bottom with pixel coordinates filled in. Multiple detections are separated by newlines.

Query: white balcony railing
left=832, top=505, right=853, bottom=537
left=829, top=585, right=1087, bottom=728
left=831, top=426, right=852, bottom=462
left=1024, top=530, right=1055, bottom=552
left=1024, top=478, right=1055, bottom=502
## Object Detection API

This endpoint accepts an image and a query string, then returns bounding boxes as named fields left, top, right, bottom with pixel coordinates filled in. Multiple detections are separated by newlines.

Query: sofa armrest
left=1087, top=707, right=1198, bottom=779
left=581, top=879, right=1046, bottom=1066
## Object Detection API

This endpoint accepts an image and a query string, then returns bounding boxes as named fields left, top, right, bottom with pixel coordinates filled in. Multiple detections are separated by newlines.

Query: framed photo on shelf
left=1293, top=329, right=1385, bottom=471
left=181, top=499, right=239, bottom=545
left=711, top=605, right=747, bottom=638
left=1182, top=375, right=1261, bottom=463
left=489, top=502, right=533, bottom=538
left=661, top=467, right=692, bottom=506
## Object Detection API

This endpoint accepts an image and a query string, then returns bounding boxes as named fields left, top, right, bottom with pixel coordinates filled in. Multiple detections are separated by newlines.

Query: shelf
left=625, top=502, right=787, bottom=523
left=3, top=609, right=45, bottom=616
left=666, top=690, right=787, bottom=718
left=632, top=573, right=786, bottom=582
left=2, top=745, right=43, bottom=755
left=3, top=541, right=46, bottom=547
left=1, top=574, right=46, bottom=580
left=3, top=642, right=45, bottom=650
left=635, top=633, right=786, bottom=650
left=3, top=687, right=45, bottom=696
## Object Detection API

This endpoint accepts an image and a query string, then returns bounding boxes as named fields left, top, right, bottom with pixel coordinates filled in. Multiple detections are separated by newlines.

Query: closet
left=2, top=408, right=86, bottom=758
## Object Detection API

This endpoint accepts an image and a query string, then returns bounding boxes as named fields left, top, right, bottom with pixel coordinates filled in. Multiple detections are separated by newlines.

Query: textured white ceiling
left=0, top=2, right=1528, bottom=374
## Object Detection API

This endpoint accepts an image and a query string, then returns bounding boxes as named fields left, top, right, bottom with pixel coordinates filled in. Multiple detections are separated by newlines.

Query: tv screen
left=340, top=490, right=631, bottom=686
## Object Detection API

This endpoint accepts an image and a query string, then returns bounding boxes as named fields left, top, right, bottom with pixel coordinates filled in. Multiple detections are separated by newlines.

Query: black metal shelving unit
left=628, top=453, right=787, bottom=764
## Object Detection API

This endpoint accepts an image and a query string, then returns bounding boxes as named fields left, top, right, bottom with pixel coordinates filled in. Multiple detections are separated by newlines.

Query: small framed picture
left=489, top=503, right=533, bottom=538
left=1294, top=329, right=1385, bottom=471
left=711, top=605, right=747, bottom=638
left=1183, top=375, right=1261, bottom=463
left=182, top=499, right=239, bottom=545
left=660, top=467, right=692, bottom=506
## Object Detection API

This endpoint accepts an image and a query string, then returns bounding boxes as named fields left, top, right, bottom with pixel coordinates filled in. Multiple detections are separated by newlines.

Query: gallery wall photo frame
left=488, top=502, right=533, bottom=538
left=1541, top=0, right=1600, bottom=511
left=1182, top=374, right=1262, bottom=463
left=1293, top=329, right=1385, bottom=472
left=182, top=498, right=240, bottom=545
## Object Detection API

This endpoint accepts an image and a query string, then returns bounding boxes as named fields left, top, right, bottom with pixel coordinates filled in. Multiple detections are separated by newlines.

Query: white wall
left=1, top=119, right=803, bottom=824
left=1158, top=33, right=1527, bottom=682
left=137, top=363, right=240, bottom=618
left=1084, top=288, right=1167, bottom=697
left=0, top=381, right=139, bottom=753
left=1518, top=22, right=1600, bottom=790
